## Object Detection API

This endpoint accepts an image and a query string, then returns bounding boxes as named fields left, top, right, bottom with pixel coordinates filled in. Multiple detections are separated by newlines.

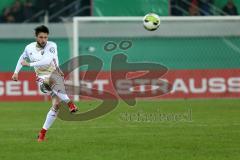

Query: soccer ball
left=143, top=13, right=160, bottom=31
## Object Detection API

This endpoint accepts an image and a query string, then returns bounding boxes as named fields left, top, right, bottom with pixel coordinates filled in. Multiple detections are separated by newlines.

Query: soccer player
left=11, top=25, right=78, bottom=142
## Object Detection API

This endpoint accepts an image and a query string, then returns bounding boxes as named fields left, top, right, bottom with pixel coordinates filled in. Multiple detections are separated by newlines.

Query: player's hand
left=12, top=73, right=18, bottom=81
left=21, top=60, right=30, bottom=66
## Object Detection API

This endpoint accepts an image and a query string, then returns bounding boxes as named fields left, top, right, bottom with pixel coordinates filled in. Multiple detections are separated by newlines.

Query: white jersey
left=14, top=41, right=59, bottom=76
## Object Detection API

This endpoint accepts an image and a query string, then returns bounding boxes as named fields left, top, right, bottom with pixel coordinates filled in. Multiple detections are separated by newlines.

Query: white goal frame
left=72, top=16, right=240, bottom=101
left=72, top=17, right=142, bottom=101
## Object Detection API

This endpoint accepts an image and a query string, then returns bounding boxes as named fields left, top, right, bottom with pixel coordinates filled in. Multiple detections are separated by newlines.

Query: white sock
left=52, top=90, right=70, bottom=103
left=42, top=108, right=58, bottom=130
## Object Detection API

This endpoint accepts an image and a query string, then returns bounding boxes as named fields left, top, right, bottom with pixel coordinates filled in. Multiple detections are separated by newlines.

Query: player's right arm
left=12, top=49, right=28, bottom=81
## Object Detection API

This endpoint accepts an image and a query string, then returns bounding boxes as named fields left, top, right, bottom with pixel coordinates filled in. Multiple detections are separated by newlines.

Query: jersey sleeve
left=29, top=43, right=56, bottom=67
left=14, top=48, right=28, bottom=74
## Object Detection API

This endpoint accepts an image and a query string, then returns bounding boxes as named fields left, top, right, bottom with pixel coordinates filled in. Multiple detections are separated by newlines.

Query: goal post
left=73, top=17, right=80, bottom=101
left=72, top=16, right=143, bottom=101
left=72, top=16, right=240, bottom=101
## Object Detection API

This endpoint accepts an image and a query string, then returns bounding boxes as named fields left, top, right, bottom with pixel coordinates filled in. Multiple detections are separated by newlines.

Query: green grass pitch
left=0, top=99, right=240, bottom=160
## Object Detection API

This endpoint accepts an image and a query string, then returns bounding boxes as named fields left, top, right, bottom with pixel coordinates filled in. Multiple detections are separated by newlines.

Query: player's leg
left=38, top=95, right=60, bottom=142
left=48, top=72, right=78, bottom=112
left=52, top=90, right=78, bottom=112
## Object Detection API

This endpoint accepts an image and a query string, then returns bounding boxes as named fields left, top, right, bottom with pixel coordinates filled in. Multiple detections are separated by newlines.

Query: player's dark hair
left=34, top=25, right=49, bottom=36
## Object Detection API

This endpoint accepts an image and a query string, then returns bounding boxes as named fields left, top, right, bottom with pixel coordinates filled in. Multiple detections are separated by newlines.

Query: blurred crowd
left=0, top=0, right=33, bottom=23
left=171, top=0, right=238, bottom=16
left=0, top=0, right=238, bottom=23
left=0, top=0, right=91, bottom=23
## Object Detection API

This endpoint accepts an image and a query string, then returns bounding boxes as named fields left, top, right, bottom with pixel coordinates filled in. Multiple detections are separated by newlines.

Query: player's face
left=36, top=32, right=48, bottom=48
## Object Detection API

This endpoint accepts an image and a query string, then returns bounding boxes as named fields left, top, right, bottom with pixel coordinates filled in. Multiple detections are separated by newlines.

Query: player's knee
left=51, top=104, right=59, bottom=112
